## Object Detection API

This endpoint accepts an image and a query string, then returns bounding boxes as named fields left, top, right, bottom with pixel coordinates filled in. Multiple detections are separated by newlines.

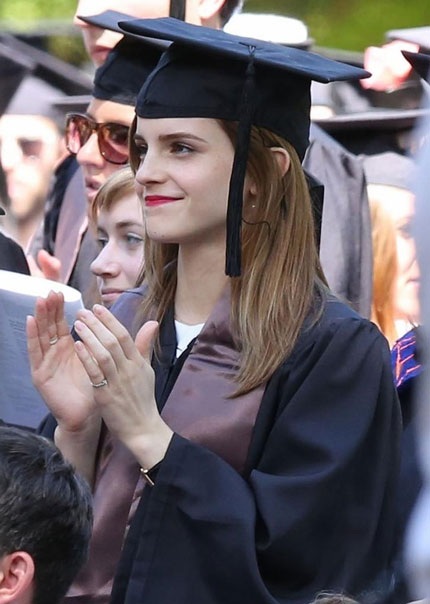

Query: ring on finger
left=91, top=378, right=108, bottom=389
left=49, top=335, right=59, bottom=346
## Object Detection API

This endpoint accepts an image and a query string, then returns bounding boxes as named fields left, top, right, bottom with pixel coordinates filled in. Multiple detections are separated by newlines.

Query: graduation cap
left=402, top=50, right=430, bottom=84
left=119, top=17, right=369, bottom=276
left=314, top=105, right=430, bottom=156
left=0, top=40, right=34, bottom=116
left=386, top=27, right=430, bottom=53
left=80, top=12, right=166, bottom=106
left=362, top=151, right=415, bottom=191
left=0, top=33, right=93, bottom=97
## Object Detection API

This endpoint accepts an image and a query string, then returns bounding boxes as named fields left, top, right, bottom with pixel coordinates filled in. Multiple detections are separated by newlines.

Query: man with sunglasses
left=28, top=0, right=243, bottom=301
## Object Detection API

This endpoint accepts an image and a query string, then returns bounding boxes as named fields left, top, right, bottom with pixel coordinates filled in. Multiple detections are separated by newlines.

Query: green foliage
left=244, top=0, right=430, bottom=50
left=0, top=0, right=429, bottom=51
left=0, top=0, right=75, bottom=23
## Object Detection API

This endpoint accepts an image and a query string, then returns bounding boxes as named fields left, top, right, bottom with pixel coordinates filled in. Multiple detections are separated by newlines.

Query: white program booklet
left=0, top=270, right=84, bottom=429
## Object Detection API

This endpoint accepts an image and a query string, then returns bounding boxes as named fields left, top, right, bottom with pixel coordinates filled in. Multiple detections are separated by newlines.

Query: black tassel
left=304, top=171, right=325, bottom=252
left=169, top=0, right=186, bottom=21
left=225, top=46, right=256, bottom=277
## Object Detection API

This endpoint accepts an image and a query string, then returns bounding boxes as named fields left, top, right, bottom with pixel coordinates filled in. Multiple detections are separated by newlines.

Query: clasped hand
left=27, top=292, right=172, bottom=468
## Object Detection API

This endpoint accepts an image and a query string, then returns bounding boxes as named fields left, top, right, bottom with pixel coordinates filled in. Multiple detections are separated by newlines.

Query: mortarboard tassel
left=169, top=0, right=186, bottom=21
left=226, top=46, right=256, bottom=277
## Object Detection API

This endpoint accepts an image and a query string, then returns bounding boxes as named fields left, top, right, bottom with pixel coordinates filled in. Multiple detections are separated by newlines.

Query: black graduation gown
left=110, top=292, right=401, bottom=604
left=0, top=232, right=29, bottom=274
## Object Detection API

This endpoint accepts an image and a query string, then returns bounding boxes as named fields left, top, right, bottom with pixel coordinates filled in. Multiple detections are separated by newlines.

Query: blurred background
left=0, top=0, right=430, bottom=67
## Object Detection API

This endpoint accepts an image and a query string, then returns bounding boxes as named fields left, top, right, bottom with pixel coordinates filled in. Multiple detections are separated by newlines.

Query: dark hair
left=0, top=426, right=93, bottom=604
left=219, top=0, right=243, bottom=26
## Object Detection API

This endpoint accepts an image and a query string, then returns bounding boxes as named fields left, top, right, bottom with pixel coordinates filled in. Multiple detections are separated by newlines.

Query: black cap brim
left=119, top=17, right=370, bottom=84
left=78, top=10, right=170, bottom=49
left=402, top=50, right=430, bottom=83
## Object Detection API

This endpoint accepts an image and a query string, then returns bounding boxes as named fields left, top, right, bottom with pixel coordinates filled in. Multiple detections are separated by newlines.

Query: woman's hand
left=26, top=291, right=98, bottom=433
left=73, top=304, right=173, bottom=469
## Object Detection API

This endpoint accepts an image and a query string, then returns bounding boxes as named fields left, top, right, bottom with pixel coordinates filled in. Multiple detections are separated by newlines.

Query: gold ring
left=49, top=335, right=59, bottom=345
left=91, top=378, right=108, bottom=389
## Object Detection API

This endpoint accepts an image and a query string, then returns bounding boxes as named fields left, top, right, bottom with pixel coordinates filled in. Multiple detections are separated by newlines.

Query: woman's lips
left=145, top=195, right=181, bottom=207
left=100, top=290, right=124, bottom=306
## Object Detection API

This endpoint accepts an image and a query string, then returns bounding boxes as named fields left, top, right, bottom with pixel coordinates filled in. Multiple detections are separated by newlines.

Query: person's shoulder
left=298, top=294, right=386, bottom=359
left=0, top=232, right=30, bottom=274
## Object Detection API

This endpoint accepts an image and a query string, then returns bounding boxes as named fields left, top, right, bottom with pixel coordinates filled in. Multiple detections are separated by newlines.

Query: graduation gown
left=106, top=288, right=401, bottom=604
left=0, top=232, right=29, bottom=274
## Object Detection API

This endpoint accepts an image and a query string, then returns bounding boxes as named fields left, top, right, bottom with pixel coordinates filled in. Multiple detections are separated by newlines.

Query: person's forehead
left=75, top=0, right=171, bottom=19
left=0, top=114, right=58, bottom=138
left=87, top=98, right=135, bottom=123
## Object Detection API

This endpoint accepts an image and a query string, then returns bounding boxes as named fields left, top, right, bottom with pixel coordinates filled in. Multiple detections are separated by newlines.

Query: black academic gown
left=108, top=291, right=401, bottom=604
left=0, top=232, right=29, bottom=274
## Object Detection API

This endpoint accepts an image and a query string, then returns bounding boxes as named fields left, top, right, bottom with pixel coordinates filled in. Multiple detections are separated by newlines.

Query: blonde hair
left=131, top=121, right=327, bottom=395
left=368, top=187, right=398, bottom=346
left=89, top=165, right=136, bottom=227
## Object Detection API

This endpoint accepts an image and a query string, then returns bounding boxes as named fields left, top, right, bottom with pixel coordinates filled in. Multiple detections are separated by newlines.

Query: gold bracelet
left=140, top=460, right=163, bottom=487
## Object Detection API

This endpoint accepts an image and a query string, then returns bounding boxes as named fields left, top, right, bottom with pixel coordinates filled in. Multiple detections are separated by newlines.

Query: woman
left=364, top=151, right=419, bottom=346
left=89, top=166, right=144, bottom=308
left=27, top=19, right=401, bottom=604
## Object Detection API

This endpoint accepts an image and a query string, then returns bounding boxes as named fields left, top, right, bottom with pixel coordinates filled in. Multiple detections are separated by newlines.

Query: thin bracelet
left=140, top=460, right=163, bottom=487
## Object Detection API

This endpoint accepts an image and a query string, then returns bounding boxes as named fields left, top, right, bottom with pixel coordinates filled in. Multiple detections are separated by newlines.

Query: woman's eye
left=133, top=143, right=148, bottom=159
left=96, top=236, right=108, bottom=249
left=125, top=233, right=144, bottom=246
left=398, top=223, right=413, bottom=239
left=137, top=145, right=148, bottom=158
left=172, top=143, right=193, bottom=155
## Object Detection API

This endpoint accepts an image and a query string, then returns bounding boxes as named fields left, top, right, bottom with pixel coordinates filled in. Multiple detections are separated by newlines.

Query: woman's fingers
left=26, top=315, right=43, bottom=370
left=135, top=321, right=159, bottom=364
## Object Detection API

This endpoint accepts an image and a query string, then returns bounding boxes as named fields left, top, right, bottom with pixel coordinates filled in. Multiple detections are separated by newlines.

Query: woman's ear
left=196, top=0, right=226, bottom=22
left=269, top=147, right=291, bottom=177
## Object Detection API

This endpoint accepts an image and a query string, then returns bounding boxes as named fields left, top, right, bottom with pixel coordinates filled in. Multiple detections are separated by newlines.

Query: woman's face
left=391, top=188, right=420, bottom=324
left=133, top=117, right=235, bottom=250
left=90, top=192, right=145, bottom=307
left=76, top=99, right=135, bottom=204
left=73, top=0, right=171, bottom=66
left=374, top=184, right=420, bottom=324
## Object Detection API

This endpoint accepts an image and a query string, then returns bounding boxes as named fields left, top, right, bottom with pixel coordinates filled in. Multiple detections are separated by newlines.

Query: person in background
left=363, top=151, right=419, bottom=347
left=0, top=209, right=30, bottom=273
left=89, top=166, right=144, bottom=308
left=28, top=0, right=243, bottom=287
left=38, top=34, right=163, bottom=306
left=0, top=76, right=65, bottom=250
left=75, top=0, right=242, bottom=66
left=0, top=425, right=92, bottom=604
left=28, top=19, right=401, bottom=604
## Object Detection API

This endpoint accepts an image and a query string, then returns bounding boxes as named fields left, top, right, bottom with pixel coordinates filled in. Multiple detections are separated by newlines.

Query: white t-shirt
left=174, top=320, right=205, bottom=358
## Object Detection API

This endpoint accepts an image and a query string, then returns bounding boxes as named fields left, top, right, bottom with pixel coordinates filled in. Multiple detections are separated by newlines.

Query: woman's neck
left=174, top=242, right=229, bottom=325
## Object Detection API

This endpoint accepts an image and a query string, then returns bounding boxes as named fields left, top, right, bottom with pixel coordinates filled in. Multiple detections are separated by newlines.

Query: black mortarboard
left=362, top=151, right=415, bottom=191
left=119, top=17, right=369, bottom=276
left=82, top=12, right=165, bottom=107
left=386, top=27, right=430, bottom=53
left=0, top=33, right=92, bottom=97
left=314, top=106, right=430, bottom=156
left=403, top=51, right=430, bottom=84
left=5, top=75, right=67, bottom=127
left=0, top=41, right=34, bottom=116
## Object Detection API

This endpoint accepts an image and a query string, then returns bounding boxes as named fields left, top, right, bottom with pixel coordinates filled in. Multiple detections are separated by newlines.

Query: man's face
left=74, top=0, right=173, bottom=66
left=0, top=115, right=61, bottom=222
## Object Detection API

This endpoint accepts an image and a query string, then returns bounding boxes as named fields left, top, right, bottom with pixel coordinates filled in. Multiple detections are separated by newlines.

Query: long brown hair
left=89, top=165, right=136, bottom=227
left=368, top=187, right=397, bottom=346
left=130, top=120, right=327, bottom=395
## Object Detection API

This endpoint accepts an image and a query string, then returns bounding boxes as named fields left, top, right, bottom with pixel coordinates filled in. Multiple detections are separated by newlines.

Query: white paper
left=0, top=270, right=84, bottom=428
